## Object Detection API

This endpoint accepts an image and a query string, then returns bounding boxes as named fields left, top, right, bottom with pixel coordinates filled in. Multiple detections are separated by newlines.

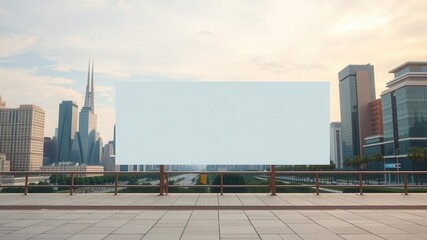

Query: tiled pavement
left=1, top=193, right=427, bottom=208
left=0, top=193, right=427, bottom=239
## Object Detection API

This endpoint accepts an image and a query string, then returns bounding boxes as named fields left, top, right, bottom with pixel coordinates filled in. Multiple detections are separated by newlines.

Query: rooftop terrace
left=1, top=193, right=427, bottom=239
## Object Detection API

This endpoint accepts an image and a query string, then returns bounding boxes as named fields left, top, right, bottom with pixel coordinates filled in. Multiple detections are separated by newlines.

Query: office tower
left=380, top=61, right=427, bottom=170
left=113, top=124, right=116, bottom=153
left=0, top=101, right=45, bottom=171
left=0, top=95, right=5, bottom=108
left=56, top=101, right=78, bottom=162
left=339, top=64, right=376, bottom=161
left=0, top=153, right=10, bottom=172
left=102, top=141, right=115, bottom=171
left=43, top=137, right=56, bottom=165
left=330, top=122, right=343, bottom=169
left=71, top=61, right=103, bottom=165
left=369, top=99, right=383, bottom=135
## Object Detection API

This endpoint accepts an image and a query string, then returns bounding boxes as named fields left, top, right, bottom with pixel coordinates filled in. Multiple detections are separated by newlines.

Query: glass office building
left=56, top=101, right=78, bottom=162
left=380, top=62, right=427, bottom=170
left=339, top=64, right=376, bottom=161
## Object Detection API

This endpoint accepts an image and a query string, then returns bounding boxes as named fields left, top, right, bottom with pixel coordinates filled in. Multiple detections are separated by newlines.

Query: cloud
left=0, top=68, right=83, bottom=136
left=116, top=0, right=130, bottom=11
left=1, top=0, right=427, bottom=130
left=197, top=30, right=221, bottom=41
left=249, top=57, right=325, bottom=74
left=0, top=32, right=37, bottom=57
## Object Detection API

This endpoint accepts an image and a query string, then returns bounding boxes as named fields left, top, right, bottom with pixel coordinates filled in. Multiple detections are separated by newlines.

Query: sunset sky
left=1, top=0, right=427, bottom=141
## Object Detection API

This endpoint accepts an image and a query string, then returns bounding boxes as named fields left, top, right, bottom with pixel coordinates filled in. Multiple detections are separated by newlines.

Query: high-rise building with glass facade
left=330, top=122, right=343, bottom=169
left=70, top=61, right=102, bottom=165
left=56, top=101, right=78, bottom=162
left=380, top=61, right=427, bottom=170
left=339, top=64, right=376, bottom=161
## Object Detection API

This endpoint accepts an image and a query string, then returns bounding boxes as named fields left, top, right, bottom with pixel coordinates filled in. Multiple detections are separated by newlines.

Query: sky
left=1, top=0, right=427, bottom=142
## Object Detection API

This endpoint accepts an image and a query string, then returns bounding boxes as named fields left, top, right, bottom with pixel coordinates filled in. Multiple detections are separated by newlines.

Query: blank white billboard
left=116, top=81, right=329, bottom=165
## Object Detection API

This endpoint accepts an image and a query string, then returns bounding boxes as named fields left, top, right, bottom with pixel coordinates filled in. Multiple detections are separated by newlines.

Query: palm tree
left=407, top=147, right=427, bottom=184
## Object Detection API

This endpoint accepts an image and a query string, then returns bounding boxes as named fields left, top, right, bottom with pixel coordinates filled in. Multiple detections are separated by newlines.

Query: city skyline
left=1, top=1, right=427, bottom=141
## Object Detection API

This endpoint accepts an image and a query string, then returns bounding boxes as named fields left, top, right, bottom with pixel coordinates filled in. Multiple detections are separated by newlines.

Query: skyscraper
left=56, top=101, right=78, bottom=162
left=369, top=99, right=383, bottom=136
left=339, top=64, right=376, bottom=161
left=380, top=61, right=427, bottom=170
left=0, top=100, right=45, bottom=171
left=71, top=61, right=102, bottom=165
left=43, top=137, right=56, bottom=165
left=0, top=95, right=5, bottom=108
left=330, top=122, right=343, bottom=169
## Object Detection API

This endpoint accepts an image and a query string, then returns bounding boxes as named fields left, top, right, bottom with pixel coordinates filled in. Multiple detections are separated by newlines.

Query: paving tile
left=66, top=233, right=110, bottom=240
left=389, top=224, right=427, bottom=234
left=220, top=233, right=261, bottom=239
left=13, top=225, right=58, bottom=234
left=44, top=223, right=91, bottom=234
left=181, top=233, right=219, bottom=240
left=3, top=220, right=44, bottom=228
left=134, top=211, right=167, bottom=220
left=259, top=235, right=284, bottom=240
left=79, top=227, right=116, bottom=234
left=142, top=232, right=182, bottom=240
left=33, top=233, right=74, bottom=239
left=279, top=234, right=303, bottom=240
left=376, top=233, right=426, bottom=240
left=297, top=233, right=343, bottom=240
left=92, top=219, right=129, bottom=228
left=339, top=234, right=384, bottom=240
left=103, top=234, right=144, bottom=240
left=33, top=219, right=71, bottom=227
left=113, top=220, right=157, bottom=234
left=287, top=223, right=332, bottom=234
left=0, top=233, right=39, bottom=240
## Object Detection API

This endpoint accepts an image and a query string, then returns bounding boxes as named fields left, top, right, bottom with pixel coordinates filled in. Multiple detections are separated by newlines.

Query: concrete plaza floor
left=0, top=193, right=427, bottom=239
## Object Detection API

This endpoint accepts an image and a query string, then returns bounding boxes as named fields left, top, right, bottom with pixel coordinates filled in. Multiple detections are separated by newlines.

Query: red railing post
left=114, top=173, right=119, bottom=196
left=165, top=173, right=169, bottom=195
left=359, top=173, right=363, bottom=195
left=315, top=173, right=319, bottom=195
left=220, top=174, right=224, bottom=196
left=70, top=173, right=74, bottom=195
left=159, top=165, right=165, bottom=196
left=24, top=173, right=29, bottom=195
left=404, top=174, right=408, bottom=196
left=270, top=165, right=276, bottom=196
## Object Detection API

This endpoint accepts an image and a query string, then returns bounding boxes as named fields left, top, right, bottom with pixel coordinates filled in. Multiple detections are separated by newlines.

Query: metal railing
left=1, top=169, right=427, bottom=196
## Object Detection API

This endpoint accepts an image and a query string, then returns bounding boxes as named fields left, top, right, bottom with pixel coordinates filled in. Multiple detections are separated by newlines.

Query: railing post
left=404, top=174, right=408, bottom=196
left=165, top=173, right=169, bottom=195
left=114, top=173, right=119, bottom=196
left=159, top=165, right=165, bottom=196
left=70, top=173, right=74, bottom=195
left=270, top=165, right=276, bottom=196
left=220, top=174, right=224, bottom=196
left=359, top=173, right=363, bottom=195
left=315, top=173, right=319, bottom=195
left=24, top=173, right=29, bottom=195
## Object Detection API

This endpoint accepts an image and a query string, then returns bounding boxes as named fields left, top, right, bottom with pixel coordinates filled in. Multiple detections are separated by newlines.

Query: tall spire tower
left=83, top=60, right=95, bottom=113
left=70, top=60, right=102, bottom=165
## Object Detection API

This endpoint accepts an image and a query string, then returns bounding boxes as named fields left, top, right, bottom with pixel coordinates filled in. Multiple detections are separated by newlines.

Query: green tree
left=407, top=147, right=427, bottom=184
left=211, top=174, right=246, bottom=193
left=407, top=147, right=427, bottom=170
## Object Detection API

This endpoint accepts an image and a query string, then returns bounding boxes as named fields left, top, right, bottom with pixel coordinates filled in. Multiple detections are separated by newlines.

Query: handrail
left=1, top=170, right=427, bottom=196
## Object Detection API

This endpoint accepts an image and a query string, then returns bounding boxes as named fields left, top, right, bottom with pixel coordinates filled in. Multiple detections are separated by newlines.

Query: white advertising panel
left=116, top=81, right=329, bottom=165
